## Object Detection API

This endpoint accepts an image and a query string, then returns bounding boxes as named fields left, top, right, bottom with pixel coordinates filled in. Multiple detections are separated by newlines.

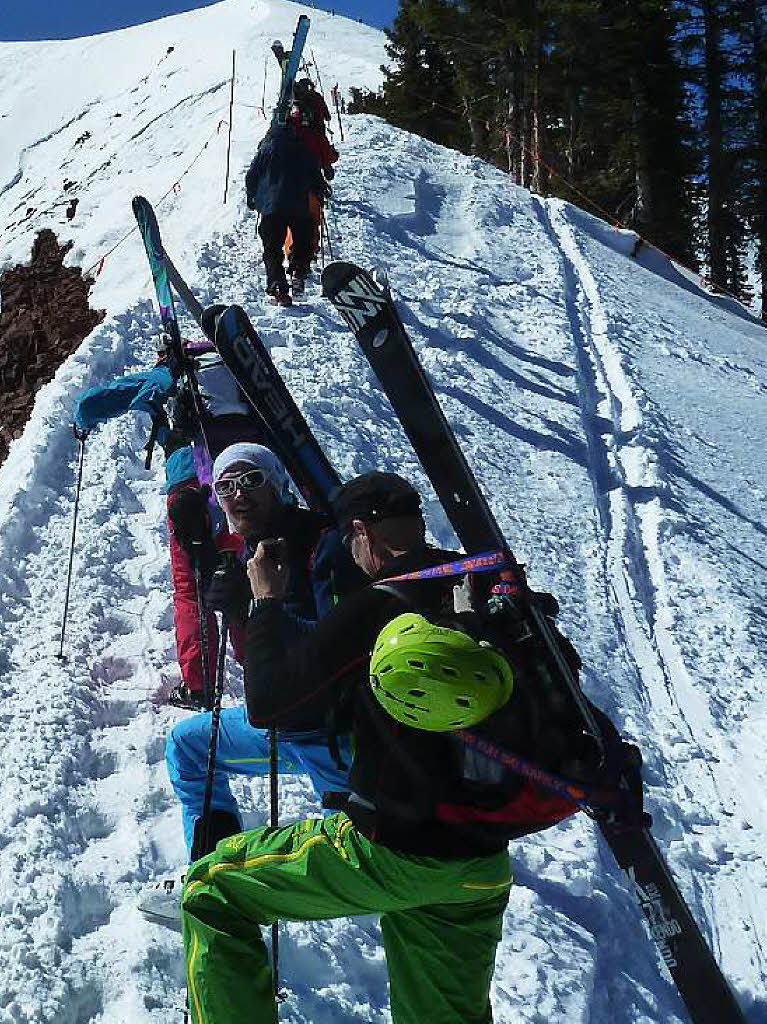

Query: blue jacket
left=73, top=366, right=175, bottom=433
left=245, top=124, right=327, bottom=220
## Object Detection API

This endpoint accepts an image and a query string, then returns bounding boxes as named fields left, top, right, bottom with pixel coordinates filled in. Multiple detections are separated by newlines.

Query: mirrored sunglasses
left=214, top=467, right=268, bottom=498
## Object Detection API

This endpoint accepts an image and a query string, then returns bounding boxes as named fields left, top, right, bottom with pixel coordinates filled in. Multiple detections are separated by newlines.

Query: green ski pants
left=182, top=812, right=512, bottom=1024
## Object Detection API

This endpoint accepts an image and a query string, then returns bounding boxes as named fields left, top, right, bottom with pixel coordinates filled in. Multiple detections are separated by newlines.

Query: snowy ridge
left=1, top=1, right=766, bottom=1021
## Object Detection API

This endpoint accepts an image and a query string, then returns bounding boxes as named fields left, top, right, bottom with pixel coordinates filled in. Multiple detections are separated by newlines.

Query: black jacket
left=245, top=124, right=327, bottom=220
left=245, top=545, right=509, bottom=858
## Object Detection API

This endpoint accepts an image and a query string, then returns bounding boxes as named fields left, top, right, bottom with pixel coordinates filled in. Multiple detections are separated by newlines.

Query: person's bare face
left=216, top=461, right=282, bottom=540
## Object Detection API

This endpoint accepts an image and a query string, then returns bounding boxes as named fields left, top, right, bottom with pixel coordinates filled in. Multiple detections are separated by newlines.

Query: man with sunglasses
left=165, top=442, right=362, bottom=860
left=180, top=471, right=517, bottom=1024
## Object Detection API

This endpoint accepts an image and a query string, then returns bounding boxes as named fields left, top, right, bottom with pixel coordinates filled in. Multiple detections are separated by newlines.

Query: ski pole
left=198, top=610, right=229, bottom=858
left=321, top=211, right=334, bottom=261
left=183, top=614, right=226, bottom=1024
left=260, top=54, right=268, bottom=118
left=269, top=725, right=281, bottom=996
left=223, top=49, right=236, bottom=204
left=58, top=429, right=87, bottom=660
left=310, top=49, right=325, bottom=98
left=326, top=198, right=341, bottom=251
left=193, top=558, right=214, bottom=709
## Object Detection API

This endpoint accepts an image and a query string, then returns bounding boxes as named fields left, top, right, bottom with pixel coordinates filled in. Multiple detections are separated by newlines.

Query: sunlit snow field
left=0, top=1, right=766, bottom=1021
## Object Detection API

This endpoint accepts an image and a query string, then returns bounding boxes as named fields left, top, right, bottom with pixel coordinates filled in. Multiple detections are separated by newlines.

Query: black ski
left=133, top=199, right=340, bottom=511
left=321, top=261, right=746, bottom=1024
left=213, top=305, right=340, bottom=513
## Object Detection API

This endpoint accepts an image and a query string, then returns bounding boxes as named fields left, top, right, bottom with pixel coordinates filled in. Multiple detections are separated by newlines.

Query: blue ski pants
left=166, top=705, right=350, bottom=852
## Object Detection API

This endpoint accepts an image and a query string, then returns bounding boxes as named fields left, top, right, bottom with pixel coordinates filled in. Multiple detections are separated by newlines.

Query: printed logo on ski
left=333, top=275, right=388, bottom=333
left=626, top=865, right=681, bottom=970
left=231, top=332, right=308, bottom=448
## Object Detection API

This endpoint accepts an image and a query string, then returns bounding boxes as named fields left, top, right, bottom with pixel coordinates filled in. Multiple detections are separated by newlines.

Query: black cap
left=332, top=472, right=422, bottom=532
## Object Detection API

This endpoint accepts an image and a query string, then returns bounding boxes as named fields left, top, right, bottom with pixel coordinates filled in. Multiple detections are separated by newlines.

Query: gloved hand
left=168, top=486, right=215, bottom=564
left=324, top=164, right=335, bottom=181
left=204, top=553, right=252, bottom=625
left=590, top=740, right=652, bottom=832
left=246, top=194, right=257, bottom=211
left=615, top=741, right=652, bottom=828
left=315, top=177, right=332, bottom=201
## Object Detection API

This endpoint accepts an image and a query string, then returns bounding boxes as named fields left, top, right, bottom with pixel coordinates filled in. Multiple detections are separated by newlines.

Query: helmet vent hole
left=408, top=688, right=426, bottom=698
left=379, top=665, right=393, bottom=675
left=455, top=697, right=471, bottom=708
left=407, top=659, right=426, bottom=670
left=474, top=672, right=487, bottom=682
left=442, top=666, right=458, bottom=677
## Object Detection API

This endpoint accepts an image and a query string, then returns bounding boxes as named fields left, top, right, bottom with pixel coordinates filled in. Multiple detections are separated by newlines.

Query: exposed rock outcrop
left=0, top=230, right=105, bottom=463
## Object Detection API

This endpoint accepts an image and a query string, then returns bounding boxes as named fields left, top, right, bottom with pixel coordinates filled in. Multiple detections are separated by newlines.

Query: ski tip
left=321, top=261, right=362, bottom=297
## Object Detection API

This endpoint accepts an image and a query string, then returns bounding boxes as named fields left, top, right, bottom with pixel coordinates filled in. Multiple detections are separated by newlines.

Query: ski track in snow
left=537, top=197, right=767, bottom=1012
left=1, top=2, right=766, bottom=1020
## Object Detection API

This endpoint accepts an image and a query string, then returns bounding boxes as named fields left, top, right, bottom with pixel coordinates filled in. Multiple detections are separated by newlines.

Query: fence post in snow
left=332, top=83, right=344, bottom=142
left=223, top=50, right=236, bottom=204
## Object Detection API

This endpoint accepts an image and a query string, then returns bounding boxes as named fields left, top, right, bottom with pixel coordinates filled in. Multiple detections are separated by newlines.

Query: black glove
left=191, top=809, right=241, bottom=860
left=169, top=486, right=216, bottom=566
left=588, top=736, right=652, bottom=832
left=204, top=554, right=252, bottom=625
left=246, top=194, right=257, bottom=210
left=324, top=164, right=335, bottom=181
left=315, top=177, right=332, bottom=201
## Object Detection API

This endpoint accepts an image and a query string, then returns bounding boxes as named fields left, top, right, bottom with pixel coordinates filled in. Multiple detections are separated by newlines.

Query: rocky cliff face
left=0, top=230, right=105, bottom=462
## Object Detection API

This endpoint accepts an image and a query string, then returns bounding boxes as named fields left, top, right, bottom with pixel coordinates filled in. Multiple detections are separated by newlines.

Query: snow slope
left=1, top=2, right=766, bottom=1022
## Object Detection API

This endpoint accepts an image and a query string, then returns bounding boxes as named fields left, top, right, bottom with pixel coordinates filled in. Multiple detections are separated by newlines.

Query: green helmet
left=369, top=613, right=513, bottom=732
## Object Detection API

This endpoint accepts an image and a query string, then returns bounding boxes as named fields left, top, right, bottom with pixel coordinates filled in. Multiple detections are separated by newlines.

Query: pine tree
left=380, top=0, right=466, bottom=151
left=738, top=0, right=767, bottom=316
left=370, top=0, right=698, bottom=262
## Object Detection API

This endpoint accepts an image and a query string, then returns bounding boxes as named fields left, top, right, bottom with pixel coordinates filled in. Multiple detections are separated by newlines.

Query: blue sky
left=0, top=1, right=397, bottom=41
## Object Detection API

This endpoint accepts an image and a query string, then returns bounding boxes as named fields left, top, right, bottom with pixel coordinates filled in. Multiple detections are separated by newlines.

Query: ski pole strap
left=376, top=549, right=511, bottom=585
left=457, top=731, right=626, bottom=814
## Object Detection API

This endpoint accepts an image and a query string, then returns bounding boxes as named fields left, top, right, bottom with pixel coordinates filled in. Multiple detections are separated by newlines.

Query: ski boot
left=268, top=285, right=292, bottom=307
left=168, top=683, right=208, bottom=711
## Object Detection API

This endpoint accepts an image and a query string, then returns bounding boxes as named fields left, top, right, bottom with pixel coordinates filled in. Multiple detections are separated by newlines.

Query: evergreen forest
left=350, top=0, right=767, bottom=319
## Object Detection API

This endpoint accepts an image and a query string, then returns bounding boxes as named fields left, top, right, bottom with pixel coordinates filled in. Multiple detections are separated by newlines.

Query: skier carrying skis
left=245, top=122, right=330, bottom=305
left=293, top=77, right=331, bottom=134
left=165, top=441, right=362, bottom=858
left=287, top=87, right=339, bottom=261
left=72, top=334, right=268, bottom=709
left=181, top=471, right=633, bottom=1023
